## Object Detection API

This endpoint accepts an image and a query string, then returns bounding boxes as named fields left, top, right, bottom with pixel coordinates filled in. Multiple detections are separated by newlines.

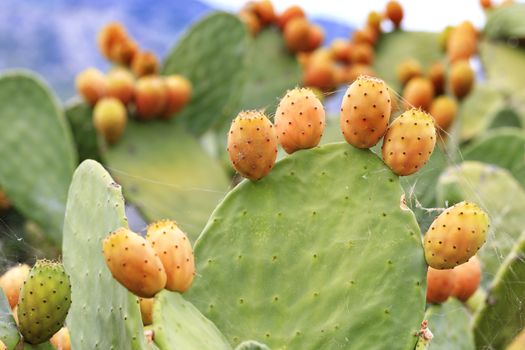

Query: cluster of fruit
left=102, top=220, right=195, bottom=326
left=0, top=261, right=71, bottom=349
left=75, top=23, right=192, bottom=144
left=424, top=201, right=489, bottom=305
left=299, top=0, right=403, bottom=92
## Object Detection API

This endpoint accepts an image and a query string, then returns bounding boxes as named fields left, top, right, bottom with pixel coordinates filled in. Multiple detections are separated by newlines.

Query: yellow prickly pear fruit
left=93, top=97, right=127, bottom=144
left=450, top=60, right=474, bottom=99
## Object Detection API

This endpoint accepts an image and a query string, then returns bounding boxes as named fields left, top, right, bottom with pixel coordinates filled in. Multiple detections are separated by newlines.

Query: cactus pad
left=0, top=290, right=19, bottom=350
left=64, top=100, right=100, bottom=162
left=152, top=291, right=231, bottom=350
left=103, top=122, right=229, bottom=241
left=425, top=299, right=474, bottom=350
left=484, top=3, right=525, bottom=40
left=162, top=12, right=249, bottom=135
left=63, top=160, right=147, bottom=350
left=480, top=40, right=525, bottom=93
left=187, top=143, right=426, bottom=349
left=0, top=71, right=76, bottom=244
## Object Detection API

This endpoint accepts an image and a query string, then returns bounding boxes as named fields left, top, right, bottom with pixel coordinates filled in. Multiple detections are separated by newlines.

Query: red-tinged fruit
left=75, top=68, right=108, bottom=106
left=163, top=75, right=192, bottom=118
left=385, top=1, right=404, bottom=28
left=480, top=0, right=492, bottom=9
left=97, top=22, right=127, bottom=60
left=403, top=77, right=434, bottom=111
left=134, top=76, right=168, bottom=120
left=426, top=267, right=456, bottom=304
left=452, top=255, right=481, bottom=301
left=50, top=327, right=71, bottom=350
left=227, top=110, right=278, bottom=181
left=102, top=227, right=167, bottom=298
left=306, top=25, right=324, bottom=51
left=0, top=264, right=30, bottom=309
left=139, top=298, right=154, bottom=326
left=131, top=51, right=159, bottom=77
left=450, top=60, right=474, bottom=99
left=240, top=11, right=261, bottom=36
left=277, top=5, right=305, bottom=30
left=253, top=0, right=276, bottom=25
left=382, top=108, right=436, bottom=176
left=146, top=220, right=195, bottom=293
left=275, top=87, right=326, bottom=154
left=284, top=17, right=311, bottom=52
left=106, top=68, right=135, bottom=105
left=340, top=75, right=391, bottom=148
left=330, top=39, right=352, bottom=63
left=350, top=43, right=374, bottom=65
left=110, top=38, right=138, bottom=66
left=428, top=62, right=446, bottom=95
left=396, top=58, right=422, bottom=86
left=424, top=201, right=489, bottom=269
left=93, top=97, right=127, bottom=144
left=429, top=96, right=458, bottom=131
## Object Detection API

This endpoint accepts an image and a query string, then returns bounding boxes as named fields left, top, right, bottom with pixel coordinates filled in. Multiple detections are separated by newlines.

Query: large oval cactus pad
left=0, top=71, right=76, bottom=244
left=188, top=143, right=426, bottom=349
left=162, top=12, right=249, bottom=136
left=63, top=160, right=147, bottom=350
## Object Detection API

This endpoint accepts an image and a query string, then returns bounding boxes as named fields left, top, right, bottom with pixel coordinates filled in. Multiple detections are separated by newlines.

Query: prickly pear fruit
left=139, top=298, right=154, bottom=326
left=429, top=96, right=458, bottom=131
left=277, top=5, right=305, bottom=30
left=97, top=22, right=127, bottom=60
left=452, top=255, right=481, bottom=301
left=274, top=88, right=325, bottom=154
left=50, top=327, right=71, bottom=350
left=450, top=60, right=474, bottom=99
left=75, top=68, right=107, bottom=106
left=17, top=260, right=71, bottom=345
left=0, top=340, right=5, bottom=350
left=131, top=51, right=159, bottom=77
left=480, top=0, right=492, bottom=9
left=396, top=58, right=422, bottom=86
left=253, top=0, right=276, bottom=25
left=162, top=75, right=193, bottom=118
left=227, top=110, right=278, bottom=181
left=382, top=108, right=436, bottom=176
left=146, top=220, right=195, bottom=293
left=102, top=227, right=167, bottom=298
left=386, top=0, right=404, bottom=28
left=93, top=97, right=127, bottom=144
left=134, top=76, right=168, bottom=120
left=426, top=266, right=456, bottom=304
left=424, top=201, right=489, bottom=269
left=350, top=43, right=374, bottom=65
left=351, top=27, right=377, bottom=46
left=340, top=75, right=391, bottom=148
left=110, top=37, right=138, bottom=66
left=402, top=77, right=434, bottom=110
left=345, top=64, right=376, bottom=83
left=303, top=60, right=336, bottom=92
left=0, top=188, right=10, bottom=210
left=307, top=25, right=324, bottom=51
left=0, top=264, right=30, bottom=309
left=284, top=17, right=310, bottom=52
left=367, top=11, right=382, bottom=32
left=235, top=340, right=271, bottom=350
left=331, top=39, right=352, bottom=63
left=447, top=21, right=477, bottom=63
left=106, top=68, right=135, bottom=105
left=428, top=62, right=446, bottom=95
left=239, top=11, right=261, bottom=36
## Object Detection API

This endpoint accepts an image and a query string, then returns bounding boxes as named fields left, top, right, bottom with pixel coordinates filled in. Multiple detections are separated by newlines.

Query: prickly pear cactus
left=437, top=161, right=525, bottom=284
left=425, top=299, right=475, bottom=350
left=103, top=123, right=229, bottom=240
left=0, top=71, right=76, bottom=244
left=484, top=3, right=525, bottom=40
left=0, top=291, right=19, bottom=350
left=473, top=231, right=525, bottom=350
left=152, top=291, right=231, bottom=349
left=480, top=40, right=525, bottom=94
left=187, top=143, right=426, bottom=349
left=162, top=12, right=249, bottom=135
left=62, top=160, right=147, bottom=350
left=64, top=100, right=100, bottom=162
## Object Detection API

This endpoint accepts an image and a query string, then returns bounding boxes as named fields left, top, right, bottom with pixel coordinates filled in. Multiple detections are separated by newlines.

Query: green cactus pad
left=238, top=28, right=301, bottom=116
left=0, top=71, right=76, bottom=244
left=374, top=31, right=442, bottom=91
left=187, top=143, right=426, bottom=349
left=235, top=340, right=271, bottom=350
left=480, top=40, right=525, bottom=93
left=437, top=161, right=525, bottom=285
left=152, top=291, right=231, bottom=350
left=425, top=299, right=475, bottom=350
left=484, top=3, right=525, bottom=40
left=63, top=160, right=147, bottom=350
left=457, top=85, right=505, bottom=141
left=17, top=260, right=71, bottom=345
left=463, top=128, right=525, bottom=188
left=103, top=122, right=229, bottom=240
left=64, top=99, right=100, bottom=162
left=162, top=12, right=249, bottom=135
left=22, top=343, right=54, bottom=350
left=473, top=232, right=525, bottom=350
left=0, top=290, right=19, bottom=350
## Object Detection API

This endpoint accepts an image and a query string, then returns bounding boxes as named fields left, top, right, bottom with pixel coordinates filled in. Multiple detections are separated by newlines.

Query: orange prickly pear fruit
left=75, top=68, right=108, bottom=106
left=106, top=68, right=135, bottom=105
left=134, top=76, right=168, bottom=120
left=131, top=51, right=159, bottom=77
left=428, top=62, right=446, bottom=95
left=0, top=264, right=30, bottom=309
left=350, top=43, right=374, bottom=65
left=452, top=255, right=481, bottom=302
left=403, top=77, right=434, bottom=111
left=396, top=58, right=422, bottom=86
left=253, top=0, right=276, bottom=25
left=97, top=22, right=127, bottom=60
left=239, top=10, right=261, bottom=36
left=284, top=17, right=311, bottom=52
left=93, top=97, right=127, bottom=144
left=429, top=96, right=458, bottom=131
left=139, top=298, right=154, bottom=326
left=162, top=75, right=192, bottom=118
left=385, top=1, right=403, bottom=28
left=450, top=60, right=475, bottom=99
left=50, top=327, right=71, bottom=350
left=277, top=5, right=305, bottom=30
left=426, top=267, right=456, bottom=304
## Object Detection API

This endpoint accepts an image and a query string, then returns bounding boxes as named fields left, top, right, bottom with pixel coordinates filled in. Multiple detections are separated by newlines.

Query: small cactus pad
left=425, top=299, right=475, bottom=350
left=103, top=122, right=229, bottom=241
left=63, top=160, right=147, bottom=349
left=424, top=201, right=489, bottom=270
left=162, top=12, right=249, bottom=135
left=437, top=161, right=525, bottom=283
left=187, top=143, right=426, bottom=349
left=17, top=260, right=71, bottom=345
left=0, top=71, right=76, bottom=244
left=152, top=291, right=231, bottom=350
left=473, top=233, right=525, bottom=350
left=0, top=290, right=19, bottom=350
